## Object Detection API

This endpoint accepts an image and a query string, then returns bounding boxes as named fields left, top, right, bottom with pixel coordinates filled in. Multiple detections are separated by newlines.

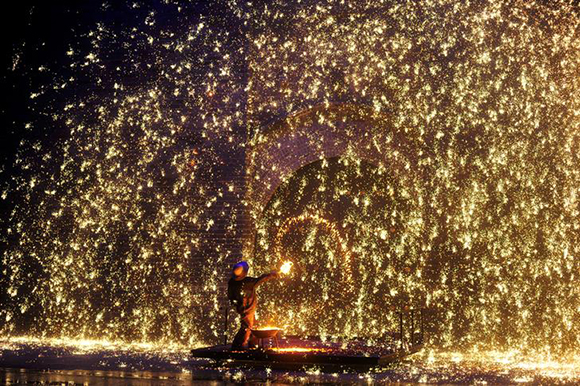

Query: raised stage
left=191, top=335, right=424, bottom=370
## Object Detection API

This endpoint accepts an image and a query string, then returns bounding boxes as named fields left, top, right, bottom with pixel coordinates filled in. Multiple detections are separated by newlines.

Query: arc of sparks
left=273, top=212, right=354, bottom=291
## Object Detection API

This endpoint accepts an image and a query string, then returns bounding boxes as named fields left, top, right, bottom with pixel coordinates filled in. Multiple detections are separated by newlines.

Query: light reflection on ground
left=1, top=337, right=579, bottom=384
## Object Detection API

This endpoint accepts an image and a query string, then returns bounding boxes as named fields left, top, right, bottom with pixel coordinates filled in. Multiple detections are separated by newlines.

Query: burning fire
left=280, top=261, right=293, bottom=275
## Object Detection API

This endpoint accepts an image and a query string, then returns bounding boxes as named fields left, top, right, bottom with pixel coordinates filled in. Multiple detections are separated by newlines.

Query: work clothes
left=227, top=272, right=278, bottom=349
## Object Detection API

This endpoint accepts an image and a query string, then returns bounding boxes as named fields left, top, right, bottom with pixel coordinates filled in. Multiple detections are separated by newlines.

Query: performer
left=227, top=261, right=279, bottom=350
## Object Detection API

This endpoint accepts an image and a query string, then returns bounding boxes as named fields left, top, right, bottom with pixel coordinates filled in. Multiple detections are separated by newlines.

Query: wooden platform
left=191, top=337, right=423, bottom=369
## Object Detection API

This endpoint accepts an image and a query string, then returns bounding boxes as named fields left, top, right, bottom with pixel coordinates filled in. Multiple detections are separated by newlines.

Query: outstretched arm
left=255, top=271, right=279, bottom=287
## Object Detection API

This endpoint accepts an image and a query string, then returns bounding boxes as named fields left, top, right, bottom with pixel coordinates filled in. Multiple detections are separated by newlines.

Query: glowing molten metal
left=273, top=347, right=325, bottom=353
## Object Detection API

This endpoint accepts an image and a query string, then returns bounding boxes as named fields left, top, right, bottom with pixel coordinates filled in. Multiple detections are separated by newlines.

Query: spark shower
left=1, top=0, right=579, bottom=356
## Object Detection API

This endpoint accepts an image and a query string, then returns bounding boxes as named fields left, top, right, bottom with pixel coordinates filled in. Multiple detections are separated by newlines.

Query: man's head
left=232, top=261, right=249, bottom=280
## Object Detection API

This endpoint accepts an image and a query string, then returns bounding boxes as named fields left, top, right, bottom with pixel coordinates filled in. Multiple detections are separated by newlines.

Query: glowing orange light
left=280, top=261, right=293, bottom=275
left=273, top=347, right=326, bottom=353
left=253, top=326, right=280, bottom=331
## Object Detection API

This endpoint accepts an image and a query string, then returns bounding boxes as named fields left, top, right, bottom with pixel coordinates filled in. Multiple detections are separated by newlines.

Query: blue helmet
left=232, top=261, right=249, bottom=279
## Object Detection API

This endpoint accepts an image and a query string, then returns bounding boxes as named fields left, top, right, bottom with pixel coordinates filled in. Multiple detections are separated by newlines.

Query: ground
left=1, top=338, right=579, bottom=384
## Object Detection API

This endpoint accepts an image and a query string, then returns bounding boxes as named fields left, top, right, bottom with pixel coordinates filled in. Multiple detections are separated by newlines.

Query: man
left=227, top=261, right=279, bottom=350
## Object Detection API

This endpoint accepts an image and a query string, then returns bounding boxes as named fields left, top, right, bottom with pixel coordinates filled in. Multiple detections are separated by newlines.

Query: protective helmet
left=232, top=261, right=249, bottom=280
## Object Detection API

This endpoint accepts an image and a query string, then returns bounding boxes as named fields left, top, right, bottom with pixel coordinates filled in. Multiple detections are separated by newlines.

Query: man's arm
left=255, top=271, right=279, bottom=287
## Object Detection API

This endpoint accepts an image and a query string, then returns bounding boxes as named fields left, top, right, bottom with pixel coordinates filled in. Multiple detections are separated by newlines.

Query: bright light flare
left=280, top=261, right=293, bottom=275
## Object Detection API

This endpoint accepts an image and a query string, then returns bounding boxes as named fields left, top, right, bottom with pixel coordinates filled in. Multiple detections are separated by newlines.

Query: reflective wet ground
left=0, top=368, right=202, bottom=385
left=1, top=338, right=579, bottom=384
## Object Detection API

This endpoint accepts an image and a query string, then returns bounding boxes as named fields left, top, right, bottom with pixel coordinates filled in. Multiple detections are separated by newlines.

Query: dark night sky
left=0, top=1, right=213, bottom=171
left=0, top=3, right=102, bottom=239
left=0, top=1, right=216, bottom=228
left=0, top=2, right=98, bottom=172
left=1, top=2, right=34, bottom=167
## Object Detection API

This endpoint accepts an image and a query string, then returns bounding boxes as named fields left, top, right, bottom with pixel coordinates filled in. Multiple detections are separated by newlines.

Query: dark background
left=0, top=1, right=211, bottom=173
left=0, top=0, right=224, bottom=237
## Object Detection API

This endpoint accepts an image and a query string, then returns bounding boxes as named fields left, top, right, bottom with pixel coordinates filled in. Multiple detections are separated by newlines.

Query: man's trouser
left=231, top=311, right=258, bottom=349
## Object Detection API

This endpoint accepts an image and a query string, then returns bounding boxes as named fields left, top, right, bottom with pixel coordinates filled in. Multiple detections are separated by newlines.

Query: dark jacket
left=227, top=273, right=277, bottom=316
